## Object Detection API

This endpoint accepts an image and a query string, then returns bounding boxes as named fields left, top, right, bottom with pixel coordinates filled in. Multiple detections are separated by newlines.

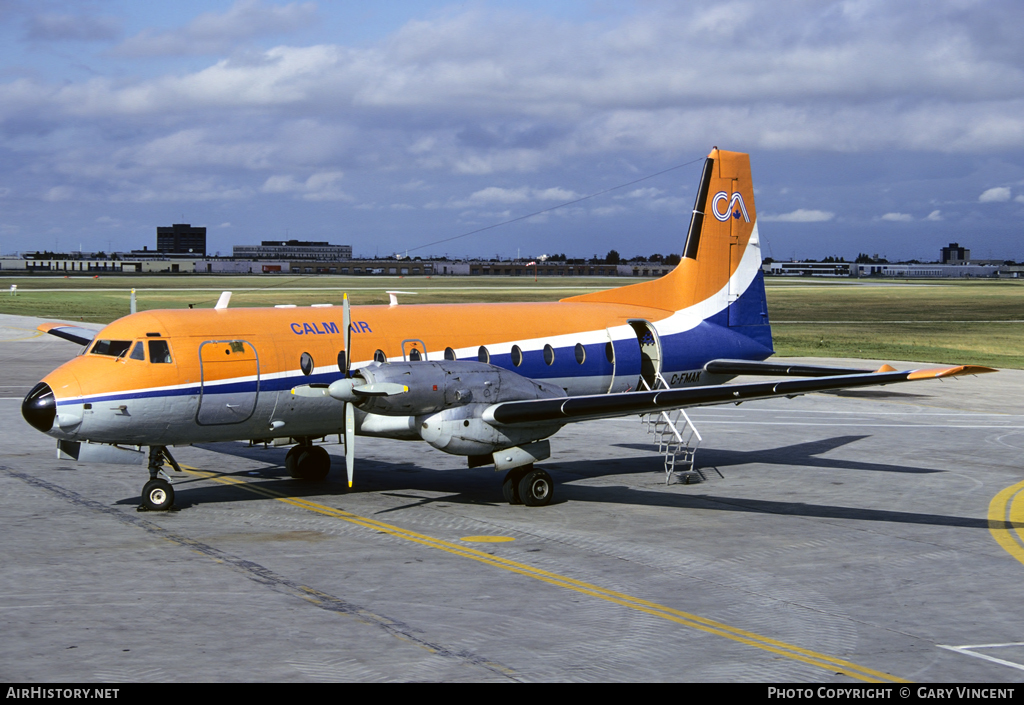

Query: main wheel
left=290, top=445, right=331, bottom=481
left=502, top=466, right=530, bottom=505
left=141, top=478, right=175, bottom=511
left=517, top=467, right=553, bottom=507
left=285, top=445, right=302, bottom=478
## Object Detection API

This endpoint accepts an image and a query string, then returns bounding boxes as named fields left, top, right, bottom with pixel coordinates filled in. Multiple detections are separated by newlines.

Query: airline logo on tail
left=711, top=191, right=750, bottom=222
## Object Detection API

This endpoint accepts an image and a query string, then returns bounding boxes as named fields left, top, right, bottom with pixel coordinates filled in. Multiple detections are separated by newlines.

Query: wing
left=37, top=322, right=98, bottom=347
left=703, top=358, right=881, bottom=377
left=483, top=365, right=996, bottom=426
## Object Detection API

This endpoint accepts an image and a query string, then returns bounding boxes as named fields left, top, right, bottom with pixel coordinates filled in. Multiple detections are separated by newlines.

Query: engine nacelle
left=352, top=360, right=565, bottom=417
left=417, top=403, right=564, bottom=456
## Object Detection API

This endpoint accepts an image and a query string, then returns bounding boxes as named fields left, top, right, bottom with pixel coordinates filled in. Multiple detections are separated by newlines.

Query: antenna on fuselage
left=214, top=291, right=232, bottom=309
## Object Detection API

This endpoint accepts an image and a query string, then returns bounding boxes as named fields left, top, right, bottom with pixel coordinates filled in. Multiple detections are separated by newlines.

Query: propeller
left=342, top=293, right=354, bottom=489
left=288, top=294, right=407, bottom=491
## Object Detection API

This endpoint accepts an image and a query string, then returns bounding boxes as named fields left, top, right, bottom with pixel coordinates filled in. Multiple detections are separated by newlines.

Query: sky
left=1, top=0, right=1023, bottom=262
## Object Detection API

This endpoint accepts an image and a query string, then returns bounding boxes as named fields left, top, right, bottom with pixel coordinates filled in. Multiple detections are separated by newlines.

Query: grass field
left=2, top=273, right=1022, bottom=368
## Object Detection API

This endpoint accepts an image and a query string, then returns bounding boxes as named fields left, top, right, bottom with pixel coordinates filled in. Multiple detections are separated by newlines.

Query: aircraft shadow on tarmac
left=107, top=437, right=992, bottom=531
left=818, top=389, right=931, bottom=400
left=616, top=434, right=943, bottom=476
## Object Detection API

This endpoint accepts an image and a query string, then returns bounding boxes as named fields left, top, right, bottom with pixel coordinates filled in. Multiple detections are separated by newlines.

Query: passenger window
left=148, top=340, right=172, bottom=364
left=511, top=345, right=523, bottom=367
left=337, top=350, right=347, bottom=372
left=129, top=342, right=145, bottom=361
left=300, top=352, right=314, bottom=376
left=543, top=344, right=555, bottom=366
left=575, top=343, right=586, bottom=364
left=374, top=349, right=387, bottom=363
left=478, top=346, right=490, bottom=363
left=444, top=347, right=456, bottom=361
left=409, top=348, right=422, bottom=361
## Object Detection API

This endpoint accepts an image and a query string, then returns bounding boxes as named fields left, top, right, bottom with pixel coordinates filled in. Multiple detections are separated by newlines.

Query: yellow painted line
left=988, top=478, right=1024, bottom=565
left=461, top=536, right=516, bottom=543
left=0, top=328, right=46, bottom=341
left=181, top=466, right=906, bottom=683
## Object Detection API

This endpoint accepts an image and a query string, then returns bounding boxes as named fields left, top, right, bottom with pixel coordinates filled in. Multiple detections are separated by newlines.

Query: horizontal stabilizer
left=705, top=359, right=874, bottom=377
left=37, top=323, right=98, bottom=346
left=484, top=365, right=997, bottom=426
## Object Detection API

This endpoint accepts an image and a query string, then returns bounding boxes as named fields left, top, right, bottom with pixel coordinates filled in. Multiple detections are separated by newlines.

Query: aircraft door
left=197, top=340, right=260, bottom=425
left=607, top=329, right=642, bottom=393
left=628, top=320, right=663, bottom=390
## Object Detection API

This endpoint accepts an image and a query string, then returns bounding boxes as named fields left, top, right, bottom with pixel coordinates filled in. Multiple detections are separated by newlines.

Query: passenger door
left=197, top=340, right=260, bottom=425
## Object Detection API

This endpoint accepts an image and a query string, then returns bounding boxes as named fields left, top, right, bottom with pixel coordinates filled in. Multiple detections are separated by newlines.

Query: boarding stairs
left=640, top=373, right=703, bottom=484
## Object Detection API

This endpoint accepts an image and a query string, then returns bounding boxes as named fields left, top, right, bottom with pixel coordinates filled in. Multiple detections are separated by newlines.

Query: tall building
left=941, top=242, right=970, bottom=264
left=157, top=223, right=207, bottom=256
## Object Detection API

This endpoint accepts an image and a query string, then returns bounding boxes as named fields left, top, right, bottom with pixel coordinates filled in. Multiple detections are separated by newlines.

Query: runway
left=3, top=314, right=1024, bottom=683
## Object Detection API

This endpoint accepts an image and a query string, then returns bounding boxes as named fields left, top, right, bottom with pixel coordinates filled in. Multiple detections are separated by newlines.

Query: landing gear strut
left=139, top=446, right=180, bottom=511
left=285, top=442, right=332, bottom=481
left=502, top=464, right=554, bottom=507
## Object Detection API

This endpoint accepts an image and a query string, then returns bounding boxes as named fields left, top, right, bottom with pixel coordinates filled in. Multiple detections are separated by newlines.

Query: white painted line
left=938, top=644, right=1024, bottom=672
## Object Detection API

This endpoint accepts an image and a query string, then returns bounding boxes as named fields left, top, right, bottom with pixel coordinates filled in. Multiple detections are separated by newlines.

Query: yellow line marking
left=461, top=536, right=516, bottom=543
left=180, top=465, right=907, bottom=683
left=988, top=478, right=1024, bottom=565
left=0, top=328, right=46, bottom=341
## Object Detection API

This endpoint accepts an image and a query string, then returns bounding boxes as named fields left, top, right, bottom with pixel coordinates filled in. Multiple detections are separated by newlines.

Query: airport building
left=157, top=223, right=206, bottom=256
left=941, top=242, right=970, bottom=264
left=232, top=240, right=353, bottom=261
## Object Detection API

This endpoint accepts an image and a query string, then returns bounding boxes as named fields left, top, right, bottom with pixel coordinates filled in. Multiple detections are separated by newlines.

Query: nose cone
left=23, top=382, right=56, bottom=433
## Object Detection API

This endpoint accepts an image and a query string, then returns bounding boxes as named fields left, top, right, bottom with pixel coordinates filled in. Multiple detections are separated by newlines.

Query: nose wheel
left=141, top=478, right=175, bottom=511
left=138, top=446, right=181, bottom=511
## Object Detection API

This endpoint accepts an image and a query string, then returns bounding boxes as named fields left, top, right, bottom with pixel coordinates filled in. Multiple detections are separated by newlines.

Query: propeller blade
left=344, top=402, right=355, bottom=489
left=342, top=293, right=352, bottom=377
left=290, top=384, right=331, bottom=398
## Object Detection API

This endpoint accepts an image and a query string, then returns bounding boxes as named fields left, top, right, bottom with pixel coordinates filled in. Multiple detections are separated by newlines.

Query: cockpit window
left=129, top=342, right=145, bottom=361
left=91, top=340, right=132, bottom=357
left=148, top=340, right=172, bottom=364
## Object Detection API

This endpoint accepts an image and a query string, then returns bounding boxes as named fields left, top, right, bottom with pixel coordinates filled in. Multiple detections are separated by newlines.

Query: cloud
left=761, top=209, right=835, bottom=223
left=979, top=186, right=1012, bottom=202
left=261, top=171, right=352, bottom=201
left=448, top=186, right=579, bottom=208
left=114, top=1, right=317, bottom=57
left=5, top=2, right=1024, bottom=258
left=1016, top=195, right=1024, bottom=203
left=880, top=212, right=914, bottom=222
left=925, top=210, right=943, bottom=221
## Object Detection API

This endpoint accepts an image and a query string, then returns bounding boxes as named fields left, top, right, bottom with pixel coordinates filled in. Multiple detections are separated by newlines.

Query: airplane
left=21, top=148, right=995, bottom=511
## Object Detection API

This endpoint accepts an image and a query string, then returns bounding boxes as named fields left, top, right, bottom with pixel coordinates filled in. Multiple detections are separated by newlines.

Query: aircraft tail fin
left=562, top=147, right=770, bottom=349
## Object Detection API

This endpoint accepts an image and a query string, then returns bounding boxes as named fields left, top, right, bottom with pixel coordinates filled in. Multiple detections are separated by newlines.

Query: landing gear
left=518, top=467, right=553, bottom=507
left=285, top=443, right=331, bottom=481
left=502, top=464, right=554, bottom=507
left=139, top=446, right=180, bottom=511
left=141, top=478, right=174, bottom=511
left=502, top=466, right=527, bottom=505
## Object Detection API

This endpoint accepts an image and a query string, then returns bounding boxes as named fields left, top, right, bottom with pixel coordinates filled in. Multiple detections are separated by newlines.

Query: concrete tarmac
left=3, top=315, right=1024, bottom=683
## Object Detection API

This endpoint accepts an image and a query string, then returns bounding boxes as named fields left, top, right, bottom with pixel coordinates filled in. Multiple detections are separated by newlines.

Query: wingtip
left=907, top=365, right=999, bottom=380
